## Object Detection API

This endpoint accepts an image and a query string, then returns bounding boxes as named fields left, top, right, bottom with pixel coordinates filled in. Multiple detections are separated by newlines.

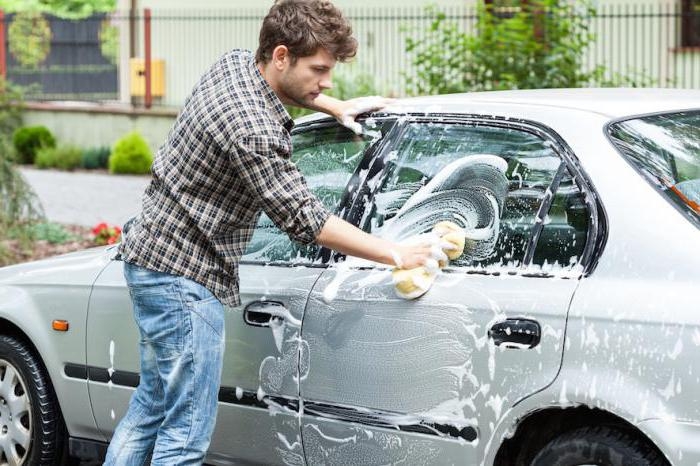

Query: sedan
left=0, top=88, right=698, bottom=466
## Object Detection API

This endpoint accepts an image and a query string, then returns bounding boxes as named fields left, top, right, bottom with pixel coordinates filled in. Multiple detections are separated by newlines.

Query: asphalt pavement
left=19, top=167, right=150, bottom=228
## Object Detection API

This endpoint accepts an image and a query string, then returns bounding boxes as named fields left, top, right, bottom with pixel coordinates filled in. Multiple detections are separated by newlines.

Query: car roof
left=391, top=88, right=700, bottom=118
left=297, top=88, right=700, bottom=125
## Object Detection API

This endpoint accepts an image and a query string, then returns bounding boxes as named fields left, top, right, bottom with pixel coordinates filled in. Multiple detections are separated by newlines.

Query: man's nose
left=320, top=75, right=332, bottom=90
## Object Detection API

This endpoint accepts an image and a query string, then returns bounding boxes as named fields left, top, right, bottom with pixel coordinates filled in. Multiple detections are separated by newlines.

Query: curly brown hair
left=255, top=0, right=357, bottom=64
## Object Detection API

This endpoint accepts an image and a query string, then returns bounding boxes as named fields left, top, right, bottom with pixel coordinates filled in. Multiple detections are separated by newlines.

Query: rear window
left=607, top=111, right=700, bottom=228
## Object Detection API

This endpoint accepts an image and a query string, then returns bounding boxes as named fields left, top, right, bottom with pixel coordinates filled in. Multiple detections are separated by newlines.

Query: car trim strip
left=303, top=400, right=478, bottom=442
left=65, top=364, right=476, bottom=442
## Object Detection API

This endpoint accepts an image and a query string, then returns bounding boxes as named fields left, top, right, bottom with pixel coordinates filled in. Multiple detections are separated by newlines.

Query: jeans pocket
left=179, top=277, right=224, bottom=338
left=130, top=283, right=186, bottom=350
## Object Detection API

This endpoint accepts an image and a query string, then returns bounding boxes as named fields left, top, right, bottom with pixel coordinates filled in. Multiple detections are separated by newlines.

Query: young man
left=104, top=1, right=431, bottom=464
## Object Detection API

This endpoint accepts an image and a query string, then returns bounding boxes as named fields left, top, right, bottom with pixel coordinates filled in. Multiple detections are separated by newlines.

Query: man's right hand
left=389, top=243, right=436, bottom=270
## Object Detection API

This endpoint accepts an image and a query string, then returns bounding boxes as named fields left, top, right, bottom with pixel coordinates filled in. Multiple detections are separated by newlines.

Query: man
left=104, top=1, right=431, bottom=464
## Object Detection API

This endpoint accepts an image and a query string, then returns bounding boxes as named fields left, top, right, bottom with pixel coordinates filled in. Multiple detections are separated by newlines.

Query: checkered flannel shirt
left=119, top=49, right=331, bottom=307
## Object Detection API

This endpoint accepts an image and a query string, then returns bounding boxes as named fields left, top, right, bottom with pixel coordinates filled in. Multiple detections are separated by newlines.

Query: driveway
left=19, top=167, right=150, bottom=227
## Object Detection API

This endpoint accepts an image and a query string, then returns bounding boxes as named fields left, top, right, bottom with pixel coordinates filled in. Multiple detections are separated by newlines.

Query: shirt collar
left=248, top=56, right=294, bottom=133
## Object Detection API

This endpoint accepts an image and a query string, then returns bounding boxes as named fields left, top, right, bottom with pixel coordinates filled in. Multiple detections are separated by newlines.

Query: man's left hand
left=337, top=96, right=395, bottom=134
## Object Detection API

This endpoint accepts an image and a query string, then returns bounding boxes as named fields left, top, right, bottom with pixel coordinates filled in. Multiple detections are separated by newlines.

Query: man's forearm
left=306, top=94, right=344, bottom=119
left=315, top=215, right=396, bottom=265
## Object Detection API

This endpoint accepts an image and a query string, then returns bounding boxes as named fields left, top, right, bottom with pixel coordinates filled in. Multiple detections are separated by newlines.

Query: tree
left=0, top=0, right=115, bottom=18
left=404, top=1, right=606, bottom=95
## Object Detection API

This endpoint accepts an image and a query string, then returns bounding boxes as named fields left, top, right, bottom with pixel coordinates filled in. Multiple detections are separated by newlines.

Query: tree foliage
left=404, top=1, right=606, bottom=95
left=0, top=0, right=115, bottom=19
left=0, top=80, right=43, bottom=238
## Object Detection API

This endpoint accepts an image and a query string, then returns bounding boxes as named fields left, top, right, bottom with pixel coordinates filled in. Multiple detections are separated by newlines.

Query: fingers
left=338, top=95, right=396, bottom=134
left=339, top=116, right=363, bottom=135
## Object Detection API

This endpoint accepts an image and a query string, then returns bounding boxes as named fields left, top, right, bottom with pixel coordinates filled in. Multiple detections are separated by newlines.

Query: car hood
left=0, top=246, right=115, bottom=287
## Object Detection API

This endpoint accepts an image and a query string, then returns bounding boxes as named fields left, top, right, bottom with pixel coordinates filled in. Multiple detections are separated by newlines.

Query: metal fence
left=2, top=13, right=118, bottom=100
left=1, top=2, right=698, bottom=107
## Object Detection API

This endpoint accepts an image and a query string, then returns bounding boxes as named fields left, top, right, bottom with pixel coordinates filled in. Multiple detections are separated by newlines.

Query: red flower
left=92, top=222, right=122, bottom=246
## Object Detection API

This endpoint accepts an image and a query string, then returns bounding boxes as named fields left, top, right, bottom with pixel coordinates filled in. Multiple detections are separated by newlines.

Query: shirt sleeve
left=231, top=133, right=331, bottom=245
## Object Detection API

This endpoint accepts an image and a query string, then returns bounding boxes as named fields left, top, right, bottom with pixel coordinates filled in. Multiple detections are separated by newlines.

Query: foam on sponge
left=392, top=221, right=467, bottom=300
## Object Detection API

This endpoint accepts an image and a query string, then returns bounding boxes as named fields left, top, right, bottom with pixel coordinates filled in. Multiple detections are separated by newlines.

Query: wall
left=23, top=103, right=177, bottom=154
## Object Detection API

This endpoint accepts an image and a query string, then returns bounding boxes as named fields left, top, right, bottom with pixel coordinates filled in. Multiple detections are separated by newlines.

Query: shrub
left=109, top=132, right=153, bottom=174
left=27, top=222, right=75, bottom=244
left=13, top=125, right=56, bottom=164
left=0, top=78, right=24, bottom=141
left=0, top=138, right=44, bottom=235
left=404, top=2, right=604, bottom=94
left=35, top=145, right=82, bottom=171
left=81, top=146, right=111, bottom=169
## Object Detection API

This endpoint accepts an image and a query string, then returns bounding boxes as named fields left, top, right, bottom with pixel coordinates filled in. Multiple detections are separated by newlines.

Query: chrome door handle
left=488, top=318, right=541, bottom=349
left=243, top=300, right=287, bottom=327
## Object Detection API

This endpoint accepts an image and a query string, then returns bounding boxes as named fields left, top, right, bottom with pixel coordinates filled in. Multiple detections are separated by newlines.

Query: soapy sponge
left=392, top=221, right=467, bottom=300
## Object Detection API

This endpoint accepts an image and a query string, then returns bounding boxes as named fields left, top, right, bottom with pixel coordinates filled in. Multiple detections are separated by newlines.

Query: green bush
left=81, top=146, right=111, bottom=169
left=13, top=125, right=56, bottom=164
left=26, top=222, right=75, bottom=244
left=35, top=145, right=82, bottom=170
left=109, top=132, right=153, bottom=174
left=404, top=2, right=604, bottom=94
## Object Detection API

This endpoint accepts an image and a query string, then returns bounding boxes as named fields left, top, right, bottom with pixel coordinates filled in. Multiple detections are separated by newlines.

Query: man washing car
left=104, top=1, right=432, bottom=464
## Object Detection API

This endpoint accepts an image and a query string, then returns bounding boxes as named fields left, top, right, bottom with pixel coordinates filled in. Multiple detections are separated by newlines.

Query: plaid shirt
left=119, top=49, right=331, bottom=307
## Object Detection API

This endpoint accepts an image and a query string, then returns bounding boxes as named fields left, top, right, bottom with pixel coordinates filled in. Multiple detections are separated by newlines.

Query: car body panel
left=300, top=266, right=579, bottom=463
left=0, top=89, right=698, bottom=465
left=0, top=247, right=112, bottom=440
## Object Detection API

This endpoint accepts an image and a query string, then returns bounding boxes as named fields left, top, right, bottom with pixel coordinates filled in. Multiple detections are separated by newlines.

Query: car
left=0, top=88, right=698, bottom=466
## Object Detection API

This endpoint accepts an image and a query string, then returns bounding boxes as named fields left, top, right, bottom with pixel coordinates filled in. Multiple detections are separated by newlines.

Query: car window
left=242, top=121, right=389, bottom=264
left=532, top=166, right=589, bottom=267
left=608, top=110, right=700, bottom=227
left=363, top=121, right=588, bottom=269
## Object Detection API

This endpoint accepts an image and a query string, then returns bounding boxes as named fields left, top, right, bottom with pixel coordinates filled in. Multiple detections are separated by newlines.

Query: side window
left=363, top=121, right=589, bottom=269
left=243, top=121, right=391, bottom=264
left=532, top=167, right=589, bottom=267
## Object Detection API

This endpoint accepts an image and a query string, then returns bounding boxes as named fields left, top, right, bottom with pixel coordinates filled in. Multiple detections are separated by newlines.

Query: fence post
left=144, top=7, right=152, bottom=109
left=0, top=10, right=6, bottom=84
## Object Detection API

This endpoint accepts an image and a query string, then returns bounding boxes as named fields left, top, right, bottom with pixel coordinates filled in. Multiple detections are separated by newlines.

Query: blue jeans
left=104, top=262, right=225, bottom=466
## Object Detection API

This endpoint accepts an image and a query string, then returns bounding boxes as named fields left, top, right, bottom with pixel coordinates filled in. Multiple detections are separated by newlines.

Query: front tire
left=0, top=335, right=66, bottom=465
left=531, top=425, right=667, bottom=466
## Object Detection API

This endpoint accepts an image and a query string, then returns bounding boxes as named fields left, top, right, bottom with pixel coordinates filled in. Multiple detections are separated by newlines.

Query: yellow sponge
left=432, top=221, right=466, bottom=260
left=392, top=221, right=466, bottom=300
left=392, top=266, right=436, bottom=300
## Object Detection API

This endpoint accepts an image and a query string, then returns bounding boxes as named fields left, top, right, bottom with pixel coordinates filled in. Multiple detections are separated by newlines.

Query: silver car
left=0, top=88, right=698, bottom=466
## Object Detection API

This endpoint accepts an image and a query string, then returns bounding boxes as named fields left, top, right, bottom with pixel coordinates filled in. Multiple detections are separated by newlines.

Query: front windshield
left=607, top=111, right=700, bottom=227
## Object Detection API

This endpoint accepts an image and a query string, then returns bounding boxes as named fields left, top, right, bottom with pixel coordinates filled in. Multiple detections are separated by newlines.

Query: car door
left=86, top=119, right=391, bottom=465
left=299, top=118, right=597, bottom=464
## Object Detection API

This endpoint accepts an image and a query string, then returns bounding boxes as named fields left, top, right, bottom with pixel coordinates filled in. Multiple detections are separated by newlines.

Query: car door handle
left=488, top=318, right=541, bottom=349
left=243, top=300, right=287, bottom=327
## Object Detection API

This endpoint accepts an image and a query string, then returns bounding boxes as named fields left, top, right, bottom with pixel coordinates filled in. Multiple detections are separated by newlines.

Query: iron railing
left=0, top=3, right=698, bottom=106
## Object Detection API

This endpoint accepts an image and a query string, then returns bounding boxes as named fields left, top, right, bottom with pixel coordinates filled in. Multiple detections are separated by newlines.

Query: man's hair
left=256, top=0, right=357, bottom=64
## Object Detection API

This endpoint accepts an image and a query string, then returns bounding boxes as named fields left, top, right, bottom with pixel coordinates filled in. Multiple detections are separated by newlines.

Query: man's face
left=278, top=47, right=335, bottom=107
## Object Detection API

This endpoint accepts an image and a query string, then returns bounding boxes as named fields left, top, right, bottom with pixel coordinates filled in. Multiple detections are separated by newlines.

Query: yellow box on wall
left=130, top=58, right=165, bottom=97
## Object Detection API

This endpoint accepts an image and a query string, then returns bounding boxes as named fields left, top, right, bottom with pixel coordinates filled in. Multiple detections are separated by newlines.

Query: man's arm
left=308, top=94, right=395, bottom=134
left=316, top=215, right=431, bottom=270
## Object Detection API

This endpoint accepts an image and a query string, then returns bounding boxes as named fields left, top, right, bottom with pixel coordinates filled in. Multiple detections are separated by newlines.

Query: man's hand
left=337, top=96, right=395, bottom=134
left=389, top=243, right=435, bottom=270
left=310, top=94, right=395, bottom=134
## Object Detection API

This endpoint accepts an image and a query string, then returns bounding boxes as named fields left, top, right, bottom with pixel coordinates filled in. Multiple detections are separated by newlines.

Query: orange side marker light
left=52, top=320, right=69, bottom=332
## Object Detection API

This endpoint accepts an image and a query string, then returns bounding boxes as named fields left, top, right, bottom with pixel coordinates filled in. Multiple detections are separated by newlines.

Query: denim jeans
left=104, top=261, right=225, bottom=466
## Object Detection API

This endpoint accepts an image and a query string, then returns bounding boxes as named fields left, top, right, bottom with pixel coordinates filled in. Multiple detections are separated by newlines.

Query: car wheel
left=0, top=334, right=66, bottom=465
left=530, top=425, right=667, bottom=466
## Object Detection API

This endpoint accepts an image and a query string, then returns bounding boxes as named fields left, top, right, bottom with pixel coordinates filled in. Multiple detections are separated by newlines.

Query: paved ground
left=20, top=167, right=150, bottom=228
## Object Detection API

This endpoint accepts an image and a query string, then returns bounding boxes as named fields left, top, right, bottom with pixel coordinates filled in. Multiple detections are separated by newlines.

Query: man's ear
left=271, top=45, right=290, bottom=71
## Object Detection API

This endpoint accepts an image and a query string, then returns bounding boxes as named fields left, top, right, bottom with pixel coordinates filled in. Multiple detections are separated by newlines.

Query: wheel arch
left=493, top=406, right=670, bottom=466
